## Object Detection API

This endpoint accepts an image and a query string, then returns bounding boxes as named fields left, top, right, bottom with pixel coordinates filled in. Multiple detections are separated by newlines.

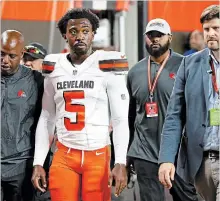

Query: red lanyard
left=147, top=53, right=170, bottom=102
left=210, top=59, right=219, bottom=95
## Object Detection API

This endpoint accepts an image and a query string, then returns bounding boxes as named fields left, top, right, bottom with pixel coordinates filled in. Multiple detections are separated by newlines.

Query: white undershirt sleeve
left=33, top=77, right=56, bottom=167
left=106, top=72, right=130, bottom=165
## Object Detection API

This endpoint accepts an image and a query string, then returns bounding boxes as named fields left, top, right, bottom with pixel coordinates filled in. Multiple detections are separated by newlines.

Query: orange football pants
left=49, top=142, right=111, bottom=201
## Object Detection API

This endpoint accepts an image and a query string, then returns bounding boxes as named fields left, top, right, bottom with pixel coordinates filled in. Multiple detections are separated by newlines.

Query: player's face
left=1, top=36, right=24, bottom=76
left=145, top=31, right=172, bottom=58
left=65, top=18, right=94, bottom=55
left=203, top=18, right=220, bottom=51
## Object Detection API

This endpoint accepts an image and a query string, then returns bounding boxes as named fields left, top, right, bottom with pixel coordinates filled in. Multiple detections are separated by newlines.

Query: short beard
left=145, top=40, right=170, bottom=58
left=70, top=47, right=87, bottom=56
left=70, top=45, right=92, bottom=57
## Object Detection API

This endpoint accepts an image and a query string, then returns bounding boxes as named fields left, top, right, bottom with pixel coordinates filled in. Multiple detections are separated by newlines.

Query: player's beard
left=71, top=45, right=94, bottom=57
left=71, top=46, right=88, bottom=56
left=145, top=40, right=171, bottom=58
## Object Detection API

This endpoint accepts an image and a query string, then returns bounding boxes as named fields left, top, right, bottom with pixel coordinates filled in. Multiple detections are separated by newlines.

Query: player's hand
left=31, top=165, right=47, bottom=192
left=158, top=163, right=175, bottom=189
left=111, top=163, right=127, bottom=197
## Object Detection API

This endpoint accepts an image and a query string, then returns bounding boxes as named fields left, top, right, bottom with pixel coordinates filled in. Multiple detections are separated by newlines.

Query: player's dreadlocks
left=57, top=8, right=100, bottom=37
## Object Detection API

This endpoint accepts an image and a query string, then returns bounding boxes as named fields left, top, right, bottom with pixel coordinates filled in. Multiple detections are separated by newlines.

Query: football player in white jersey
left=31, top=8, right=130, bottom=201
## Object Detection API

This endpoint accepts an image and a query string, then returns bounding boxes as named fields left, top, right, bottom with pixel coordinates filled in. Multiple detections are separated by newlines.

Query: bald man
left=1, top=30, right=44, bottom=201
left=1, top=30, right=24, bottom=75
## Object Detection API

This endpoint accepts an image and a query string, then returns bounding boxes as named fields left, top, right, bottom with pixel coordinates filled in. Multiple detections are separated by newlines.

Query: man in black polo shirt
left=127, top=18, right=199, bottom=201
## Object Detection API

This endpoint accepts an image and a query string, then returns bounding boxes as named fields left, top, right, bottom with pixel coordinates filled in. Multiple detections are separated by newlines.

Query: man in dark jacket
left=1, top=30, right=44, bottom=201
left=158, top=5, right=220, bottom=201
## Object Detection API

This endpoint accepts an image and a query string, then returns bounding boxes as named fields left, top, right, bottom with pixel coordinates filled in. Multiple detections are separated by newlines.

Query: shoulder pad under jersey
left=42, top=54, right=61, bottom=75
left=98, top=51, right=128, bottom=72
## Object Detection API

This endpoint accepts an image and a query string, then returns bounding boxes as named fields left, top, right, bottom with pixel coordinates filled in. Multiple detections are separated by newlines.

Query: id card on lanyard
left=209, top=59, right=220, bottom=126
left=145, top=53, right=170, bottom=117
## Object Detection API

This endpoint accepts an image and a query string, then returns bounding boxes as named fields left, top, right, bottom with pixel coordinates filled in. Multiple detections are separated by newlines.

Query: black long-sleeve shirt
left=127, top=50, right=184, bottom=163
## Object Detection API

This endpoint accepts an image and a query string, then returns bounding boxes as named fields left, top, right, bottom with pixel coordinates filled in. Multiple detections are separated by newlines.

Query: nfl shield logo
left=121, top=94, right=126, bottom=100
left=73, top=70, right=77, bottom=75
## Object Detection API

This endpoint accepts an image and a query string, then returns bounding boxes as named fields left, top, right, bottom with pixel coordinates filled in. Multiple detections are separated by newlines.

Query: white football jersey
left=33, top=50, right=129, bottom=166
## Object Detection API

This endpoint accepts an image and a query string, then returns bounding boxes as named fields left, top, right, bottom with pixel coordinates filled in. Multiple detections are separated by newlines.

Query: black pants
left=34, top=191, right=51, bottom=201
left=1, top=173, right=52, bottom=201
left=1, top=171, right=34, bottom=201
left=1, top=147, right=54, bottom=201
left=134, top=158, right=198, bottom=201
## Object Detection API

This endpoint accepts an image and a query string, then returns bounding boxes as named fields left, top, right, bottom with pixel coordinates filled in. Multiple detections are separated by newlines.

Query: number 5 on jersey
left=63, top=91, right=85, bottom=131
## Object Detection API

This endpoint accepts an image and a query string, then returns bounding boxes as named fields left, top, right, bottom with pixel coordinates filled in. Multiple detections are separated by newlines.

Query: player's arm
left=106, top=67, right=130, bottom=196
left=107, top=72, right=129, bottom=166
left=32, top=76, right=56, bottom=192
